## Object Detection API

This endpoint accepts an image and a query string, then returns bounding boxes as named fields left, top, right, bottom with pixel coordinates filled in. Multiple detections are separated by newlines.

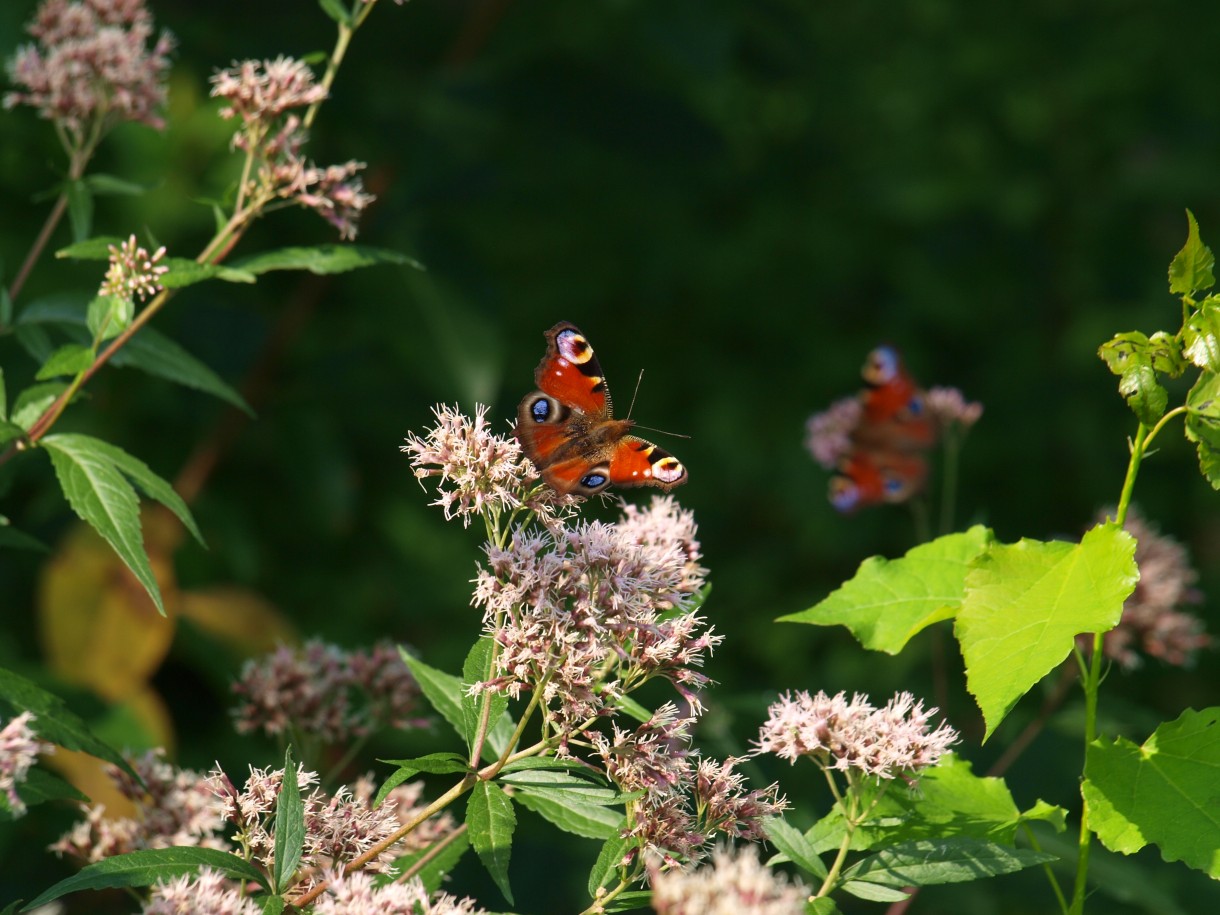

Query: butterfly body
left=517, top=322, right=687, bottom=496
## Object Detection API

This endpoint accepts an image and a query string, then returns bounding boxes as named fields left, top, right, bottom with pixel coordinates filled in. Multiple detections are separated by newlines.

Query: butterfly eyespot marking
left=556, top=329, right=595, bottom=366
left=529, top=396, right=552, bottom=422
left=579, top=470, right=610, bottom=491
left=864, top=346, right=901, bottom=385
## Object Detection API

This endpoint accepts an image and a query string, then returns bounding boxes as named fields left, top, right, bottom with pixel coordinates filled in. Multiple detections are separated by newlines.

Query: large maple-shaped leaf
left=956, top=524, right=1137, bottom=740
left=779, top=526, right=992, bottom=654
left=1084, top=707, right=1220, bottom=878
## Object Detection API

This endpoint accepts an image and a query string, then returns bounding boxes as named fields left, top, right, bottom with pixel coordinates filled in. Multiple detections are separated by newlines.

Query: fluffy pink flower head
left=402, top=403, right=576, bottom=528
left=51, top=750, right=227, bottom=862
left=649, top=843, right=809, bottom=915
left=1, top=713, right=53, bottom=818
left=756, top=689, right=958, bottom=779
left=145, top=867, right=262, bottom=915
left=313, top=871, right=488, bottom=915
left=210, top=56, right=327, bottom=125
left=4, top=0, right=173, bottom=149
left=804, top=396, right=862, bottom=469
left=231, top=640, right=427, bottom=744
left=99, top=233, right=168, bottom=302
left=925, top=386, right=984, bottom=430
left=473, top=498, right=718, bottom=729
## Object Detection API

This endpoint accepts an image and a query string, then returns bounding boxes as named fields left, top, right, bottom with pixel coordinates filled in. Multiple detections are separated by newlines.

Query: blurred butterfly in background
left=516, top=322, right=688, bottom=496
left=827, top=345, right=938, bottom=513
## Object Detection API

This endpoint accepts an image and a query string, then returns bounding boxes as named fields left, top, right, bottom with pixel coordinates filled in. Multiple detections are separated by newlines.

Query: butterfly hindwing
left=607, top=435, right=688, bottom=491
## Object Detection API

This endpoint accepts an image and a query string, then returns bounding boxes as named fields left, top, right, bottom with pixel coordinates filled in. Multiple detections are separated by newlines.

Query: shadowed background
left=3, top=0, right=1220, bottom=911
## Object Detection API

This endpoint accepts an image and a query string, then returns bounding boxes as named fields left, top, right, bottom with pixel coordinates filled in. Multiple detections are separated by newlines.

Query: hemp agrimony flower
left=231, top=640, right=426, bottom=744
left=99, top=234, right=168, bottom=302
left=4, top=0, right=174, bottom=157
left=312, top=870, right=488, bottom=915
left=649, top=844, right=809, bottom=915
left=1, top=713, right=53, bottom=818
left=756, top=689, right=958, bottom=779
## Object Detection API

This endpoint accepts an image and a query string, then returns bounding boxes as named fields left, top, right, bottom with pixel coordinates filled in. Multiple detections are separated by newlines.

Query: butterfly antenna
left=626, top=369, right=645, bottom=420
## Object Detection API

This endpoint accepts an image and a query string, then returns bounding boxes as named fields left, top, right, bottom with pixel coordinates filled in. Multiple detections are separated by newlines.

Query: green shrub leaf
left=956, top=524, right=1137, bottom=740
left=0, top=666, right=137, bottom=781
left=1183, top=298, right=1220, bottom=371
left=763, top=816, right=828, bottom=879
left=1169, top=209, right=1216, bottom=295
left=779, top=526, right=992, bottom=653
left=845, top=838, right=1056, bottom=887
left=34, top=344, right=94, bottom=381
left=22, top=847, right=268, bottom=910
left=1185, top=370, right=1220, bottom=489
left=159, top=258, right=256, bottom=287
left=501, top=770, right=625, bottom=839
left=1083, top=707, right=1220, bottom=878
left=231, top=245, right=422, bottom=276
left=467, top=781, right=515, bottom=904
left=272, top=747, right=305, bottom=894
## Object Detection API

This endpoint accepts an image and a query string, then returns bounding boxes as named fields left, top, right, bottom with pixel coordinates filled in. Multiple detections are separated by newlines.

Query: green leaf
left=260, top=896, right=286, bottom=915
left=763, top=816, right=828, bottom=879
left=55, top=236, right=123, bottom=260
left=779, top=526, right=992, bottom=653
left=1183, top=298, right=1220, bottom=371
left=1083, top=707, right=1220, bottom=877
left=231, top=245, right=423, bottom=276
left=467, top=781, right=516, bottom=904
left=272, top=747, right=305, bottom=894
left=391, top=832, right=471, bottom=896
left=10, top=382, right=67, bottom=431
left=502, top=770, right=626, bottom=839
left=807, top=899, right=843, bottom=915
left=0, top=420, right=24, bottom=447
left=317, top=0, right=351, bottom=24
left=22, top=847, right=268, bottom=910
left=41, top=434, right=164, bottom=614
left=462, top=637, right=513, bottom=760
left=1169, top=209, right=1216, bottom=295
left=612, top=692, right=654, bottom=724
left=55, top=433, right=203, bottom=546
left=588, top=834, right=629, bottom=897
left=372, top=753, right=469, bottom=808
left=1186, top=370, right=1220, bottom=490
left=956, top=524, right=1138, bottom=740
left=87, top=324, right=250, bottom=415
left=600, top=891, right=653, bottom=914
left=0, top=666, right=138, bottom=781
left=0, top=366, right=6, bottom=420
left=1097, top=331, right=1183, bottom=425
left=84, top=174, right=152, bottom=197
left=159, top=258, right=256, bottom=288
left=844, top=838, right=1056, bottom=887
left=86, top=294, right=132, bottom=342
left=7, top=766, right=88, bottom=814
left=35, top=343, right=95, bottom=381
left=401, top=649, right=467, bottom=746
left=65, top=179, right=93, bottom=243
left=840, top=881, right=910, bottom=902
left=1, top=286, right=12, bottom=326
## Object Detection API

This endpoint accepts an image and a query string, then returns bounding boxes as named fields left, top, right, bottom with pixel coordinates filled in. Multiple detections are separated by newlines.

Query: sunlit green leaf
left=41, top=434, right=164, bottom=614
left=86, top=294, right=132, bottom=342
left=1169, top=209, right=1216, bottom=295
left=501, top=770, right=625, bottom=839
left=1096, top=331, right=1184, bottom=425
left=1185, top=370, right=1220, bottom=490
left=956, top=524, right=1138, bottom=740
left=763, top=816, right=828, bottom=879
left=845, top=838, right=1055, bottom=887
left=588, top=834, right=629, bottom=897
left=272, top=747, right=304, bottom=894
left=1183, top=298, right=1220, bottom=371
left=55, top=236, right=123, bottom=260
left=159, top=258, right=256, bottom=287
left=1084, top=707, right=1220, bottom=878
left=779, top=526, right=992, bottom=653
left=10, top=382, right=68, bottom=431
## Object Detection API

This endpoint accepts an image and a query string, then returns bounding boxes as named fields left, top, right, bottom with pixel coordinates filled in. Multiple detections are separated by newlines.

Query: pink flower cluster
left=4, top=0, right=173, bottom=148
left=593, top=705, right=786, bottom=865
left=650, top=844, right=809, bottom=915
left=1, top=712, right=53, bottom=818
left=312, top=871, right=488, bottom=915
left=209, top=57, right=375, bottom=240
left=473, top=496, right=718, bottom=729
left=231, top=640, right=427, bottom=744
left=756, top=690, right=958, bottom=779
left=401, top=403, right=576, bottom=528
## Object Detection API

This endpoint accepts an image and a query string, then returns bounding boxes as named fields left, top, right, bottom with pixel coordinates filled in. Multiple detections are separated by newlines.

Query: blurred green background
left=3, top=0, right=1220, bottom=911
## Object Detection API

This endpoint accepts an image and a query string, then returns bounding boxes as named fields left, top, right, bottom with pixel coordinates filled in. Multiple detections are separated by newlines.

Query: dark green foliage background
left=3, top=1, right=1220, bottom=911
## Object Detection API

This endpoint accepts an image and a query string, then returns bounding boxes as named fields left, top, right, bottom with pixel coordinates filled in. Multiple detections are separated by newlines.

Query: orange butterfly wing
left=516, top=323, right=687, bottom=496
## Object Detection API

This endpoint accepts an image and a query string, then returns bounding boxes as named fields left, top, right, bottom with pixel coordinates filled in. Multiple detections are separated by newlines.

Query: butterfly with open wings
left=516, top=322, right=687, bottom=497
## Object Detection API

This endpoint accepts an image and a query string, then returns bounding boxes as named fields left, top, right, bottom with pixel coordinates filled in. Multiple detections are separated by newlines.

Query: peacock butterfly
left=516, top=322, right=688, bottom=496
left=830, top=345, right=936, bottom=513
